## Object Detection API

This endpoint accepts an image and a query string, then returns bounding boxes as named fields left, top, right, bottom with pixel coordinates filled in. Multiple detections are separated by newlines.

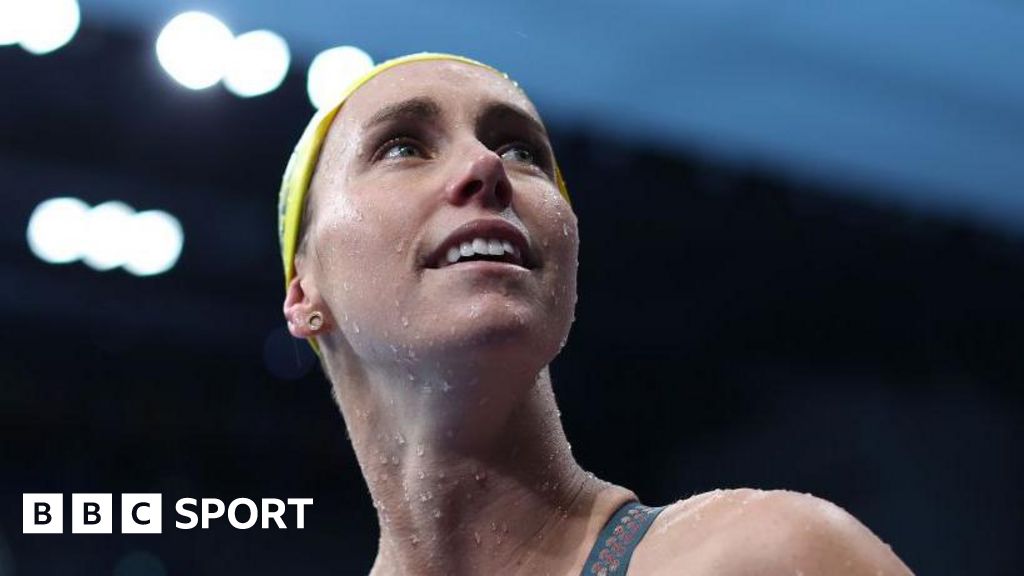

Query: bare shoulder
left=629, top=488, right=915, bottom=576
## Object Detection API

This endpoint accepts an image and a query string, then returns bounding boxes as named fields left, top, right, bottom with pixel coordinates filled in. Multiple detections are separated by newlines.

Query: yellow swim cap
left=277, top=52, right=570, bottom=355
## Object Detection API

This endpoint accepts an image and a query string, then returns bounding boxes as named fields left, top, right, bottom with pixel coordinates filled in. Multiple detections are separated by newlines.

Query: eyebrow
left=477, top=101, right=548, bottom=138
left=362, top=96, right=548, bottom=139
left=363, top=97, right=443, bottom=132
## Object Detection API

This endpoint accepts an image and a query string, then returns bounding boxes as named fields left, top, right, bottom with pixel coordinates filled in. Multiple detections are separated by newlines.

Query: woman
left=279, top=53, right=914, bottom=575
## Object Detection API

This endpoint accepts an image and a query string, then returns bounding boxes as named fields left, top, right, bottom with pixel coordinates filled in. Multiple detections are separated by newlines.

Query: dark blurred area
left=1, top=16, right=1022, bottom=576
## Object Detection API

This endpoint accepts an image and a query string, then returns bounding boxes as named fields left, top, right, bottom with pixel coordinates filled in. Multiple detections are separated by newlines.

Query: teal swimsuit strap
left=581, top=501, right=667, bottom=576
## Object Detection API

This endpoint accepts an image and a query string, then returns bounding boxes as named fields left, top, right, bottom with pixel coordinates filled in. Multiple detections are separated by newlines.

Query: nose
left=444, top=140, right=513, bottom=210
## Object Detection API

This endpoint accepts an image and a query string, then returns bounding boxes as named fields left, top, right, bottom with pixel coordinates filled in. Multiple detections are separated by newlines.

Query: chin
left=421, top=318, right=560, bottom=374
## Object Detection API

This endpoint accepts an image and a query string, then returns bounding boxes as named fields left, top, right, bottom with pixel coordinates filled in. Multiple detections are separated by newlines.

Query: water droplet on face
left=391, top=455, right=399, bottom=465
left=433, top=509, right=442, bottom=518
left=396, top=432, right=406, bottom=445
left=343, top=281, right=351, bottom=291
left=401, top=316, right=409, bottom=327
left=419, top=491, right=433, bottom=502
left=562, top=223, right=569, bottom=236
left=410, top=534, right=420, bottom=545
left=441, top=380, right=451, bottom=393
left=474, top=531, right=481, bottom=545
left=474, top=470, right=488, bottom=482
left=353, top=321, right=360, bottom=334
left=416, top=443, right=425, bottom=456
left=490, top=521, right=497, bottom=532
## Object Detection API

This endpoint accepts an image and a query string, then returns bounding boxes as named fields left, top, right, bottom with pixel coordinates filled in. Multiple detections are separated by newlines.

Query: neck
left=328, top=356, right=636, bottom=575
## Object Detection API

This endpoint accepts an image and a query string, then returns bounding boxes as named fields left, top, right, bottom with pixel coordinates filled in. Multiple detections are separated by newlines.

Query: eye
left=499, top=143, right=537, bottom=165
left=376, top=138, right=423, bottom=161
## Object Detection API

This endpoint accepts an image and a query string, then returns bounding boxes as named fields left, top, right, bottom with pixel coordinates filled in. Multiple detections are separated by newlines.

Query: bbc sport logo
left=23, top=494, right=313, bottom=534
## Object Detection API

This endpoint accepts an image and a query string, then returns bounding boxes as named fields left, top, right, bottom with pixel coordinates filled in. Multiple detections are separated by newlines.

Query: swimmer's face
left=291, top=60, right=578, bottom=371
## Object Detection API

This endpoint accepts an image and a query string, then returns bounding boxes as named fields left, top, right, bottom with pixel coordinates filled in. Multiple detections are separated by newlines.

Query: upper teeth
left=445, top=237, right=519, bottom=266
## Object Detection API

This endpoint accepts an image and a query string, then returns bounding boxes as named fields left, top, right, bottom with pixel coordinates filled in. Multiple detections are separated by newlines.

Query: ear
left=283, top=273, right=332, bottom=339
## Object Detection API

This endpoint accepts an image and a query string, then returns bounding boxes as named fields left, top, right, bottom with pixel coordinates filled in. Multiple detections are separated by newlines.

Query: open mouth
left=435, top=237, right=525, bottom=269
left=424, top=219, right=534, bottom=270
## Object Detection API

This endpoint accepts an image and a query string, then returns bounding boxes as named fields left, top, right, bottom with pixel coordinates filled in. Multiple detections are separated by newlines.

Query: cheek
left=540, top=207, right=580, bottom=309
left=547, top=202, right=580, bottom=266
left=313, top=201, right=420, bottom=325
left=313, top=203, right=386, bottom=304
left=561, top=218, right=580, bottom=301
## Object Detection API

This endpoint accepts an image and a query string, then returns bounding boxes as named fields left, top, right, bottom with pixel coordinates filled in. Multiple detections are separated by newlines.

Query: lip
left=424, top=218, right=533, bottom=270
left=435, top=259, right=531, bottom=275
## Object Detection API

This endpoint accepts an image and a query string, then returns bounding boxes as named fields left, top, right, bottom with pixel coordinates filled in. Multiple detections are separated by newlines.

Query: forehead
left=334, top=60, right=541, bottom=132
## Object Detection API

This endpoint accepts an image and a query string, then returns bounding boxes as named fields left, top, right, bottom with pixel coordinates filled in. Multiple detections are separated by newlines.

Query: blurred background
left=1, top=1, right=1022, bottom=574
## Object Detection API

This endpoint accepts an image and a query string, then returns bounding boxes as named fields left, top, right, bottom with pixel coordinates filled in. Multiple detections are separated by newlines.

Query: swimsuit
left=580, top=501, right=667, bottom=576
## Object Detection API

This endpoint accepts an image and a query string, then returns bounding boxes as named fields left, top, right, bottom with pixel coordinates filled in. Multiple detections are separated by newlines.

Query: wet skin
left=282, top=60, right=915, bottom=576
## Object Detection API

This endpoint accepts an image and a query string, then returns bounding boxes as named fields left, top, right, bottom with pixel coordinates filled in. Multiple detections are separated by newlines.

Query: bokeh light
left=306, top=45, right=374, bottom=109
left=123, top=210, right=184, bottom=276
left=155, top=11, right=234, bottom=90
left=81, top=200, right=135, bottom=271
left=224, top=30, right=291, bottom=98
left=26, top=196, right=90, bottom=264
left=26, top=198, right=184, bottom=276
left=0, top=0, right=24, bottom=46
left=0, top=0, right=80, bottom=54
